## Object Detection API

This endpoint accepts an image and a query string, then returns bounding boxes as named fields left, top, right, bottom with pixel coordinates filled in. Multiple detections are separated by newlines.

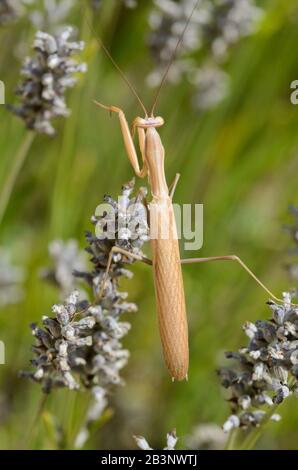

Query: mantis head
left=133, top=116, right=164, bottom=129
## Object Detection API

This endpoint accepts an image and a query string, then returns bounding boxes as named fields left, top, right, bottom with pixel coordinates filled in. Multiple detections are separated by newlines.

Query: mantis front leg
left=180, top=255, right=287, bottom=304
left=94, top=101, right=147, bottom=178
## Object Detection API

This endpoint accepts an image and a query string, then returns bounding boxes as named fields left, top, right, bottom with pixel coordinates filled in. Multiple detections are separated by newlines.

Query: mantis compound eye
left=151, top=116, right=164, bottom=128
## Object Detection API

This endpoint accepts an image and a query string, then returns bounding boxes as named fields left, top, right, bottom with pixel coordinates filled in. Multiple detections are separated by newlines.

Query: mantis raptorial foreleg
left=137, top=127, right=146, bottom=164
left=98, top=246, right=152, bottom=298
left=94, top=101, right=147, bottom=178
left=180, top=255, right=286, bottom=304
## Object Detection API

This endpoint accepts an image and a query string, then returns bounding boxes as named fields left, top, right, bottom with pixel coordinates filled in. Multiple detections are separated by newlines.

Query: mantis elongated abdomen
left=151, top=201, right=189, bottom=381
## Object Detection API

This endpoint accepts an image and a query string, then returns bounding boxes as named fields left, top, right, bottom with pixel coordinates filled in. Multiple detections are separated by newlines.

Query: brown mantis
left=91, top=1, right=291, bottom=381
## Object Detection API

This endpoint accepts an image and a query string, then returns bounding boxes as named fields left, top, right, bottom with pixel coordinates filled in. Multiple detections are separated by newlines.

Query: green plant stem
left=69, top=391, right=92, bottom=449
left=64, top=391, right=78, bottom=449
left=224, top=428, right=238, bottom=450
left=239, top=404, right=279, bottom=450
left=240, top=377, right=297, bottom=450
left=19, top=393, right=48, bottom=449
left=240, top=428, right=262, bottom=451
left=223, top=407, right=277, bottom=451
left=0, top=131, right=35, bottom=226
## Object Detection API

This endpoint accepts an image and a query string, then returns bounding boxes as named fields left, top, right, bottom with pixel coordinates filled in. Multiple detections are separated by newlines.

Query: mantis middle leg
left=98, top=246, right=152, bottom=298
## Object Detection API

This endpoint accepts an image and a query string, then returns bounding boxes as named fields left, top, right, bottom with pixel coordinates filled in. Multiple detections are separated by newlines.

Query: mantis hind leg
left=180, top=255, right=289, bottom=305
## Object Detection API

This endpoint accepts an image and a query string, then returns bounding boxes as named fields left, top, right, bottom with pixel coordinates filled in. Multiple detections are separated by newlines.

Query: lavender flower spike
left=91, top=0, right=138, bottom=10
left=147, top=0, right=263, bottom=110
left=9, top=27, right=87, bottom=136
left=41, top=239, right=87, bottom=298
left=0, top=0, right=22, bottom=25
left=23, top=181, right=149, bottom=447
left=0, top=248, right=25, bottom=307
left=134, top=429, right=178, bottom=450
left=219, top=293, right=298, bottom=431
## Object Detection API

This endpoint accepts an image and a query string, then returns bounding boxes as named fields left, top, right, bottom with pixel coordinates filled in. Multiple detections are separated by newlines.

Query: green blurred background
left=0, top=0, right=298, bottom=449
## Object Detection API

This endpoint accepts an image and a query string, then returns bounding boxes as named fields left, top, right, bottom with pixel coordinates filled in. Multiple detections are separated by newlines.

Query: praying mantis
left=91, top=1, right=289, bottom=381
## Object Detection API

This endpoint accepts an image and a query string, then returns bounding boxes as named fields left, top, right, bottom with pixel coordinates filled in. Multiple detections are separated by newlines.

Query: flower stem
left=19, top=393, right=48, bottom=449
left=0, top=131, right=35, bottom=226
left=240, top=377, right=296, bottom=450
left=240, top=405, right=279, bottom=450
left=224, top=428, right=238, bottom=450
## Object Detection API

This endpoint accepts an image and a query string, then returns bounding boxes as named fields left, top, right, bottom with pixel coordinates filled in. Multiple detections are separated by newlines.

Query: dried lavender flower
left=90, top=0, right=137, bottom=10
left=90, top=0, right=101, bottom=10
left=185, top=423, right=226, bottom=450
left=41, top=239, right=87, bottom=298
left=123, top=0, right=138, bottom=8
left=9, top=27, right=87, bottom=135
left=0, top=0, right=22, bottom=25
left=134, top=429, right=178, bottom=450
left=0, top=248, right=25, bottom=307
left=202, top=0, right=263, bottom=58
left=74, top=385, right=108, bottom=448
left=284, top=206, right=298, bottom=283
left=22, top=180, right=149, bottom=446
left=191, top=64, right=230, bottom=110
left=147, top=0, right=263, bottom=110
left=20, top=291, right=86, bottom=392
left=135, top=424, right=227, bottom=451
left=218, top=293, right=298, bottom=431
left=149, top=0, right=262, bottom=66
left=27, top=0, right=75, bottom=30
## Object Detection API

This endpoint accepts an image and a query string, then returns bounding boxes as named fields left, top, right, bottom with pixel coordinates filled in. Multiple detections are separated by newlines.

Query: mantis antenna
left=86, top=16, right=148, bottom=117
left=150, top=0, right=201, bottom=116
left=87, top=1, right=200, bottom=118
